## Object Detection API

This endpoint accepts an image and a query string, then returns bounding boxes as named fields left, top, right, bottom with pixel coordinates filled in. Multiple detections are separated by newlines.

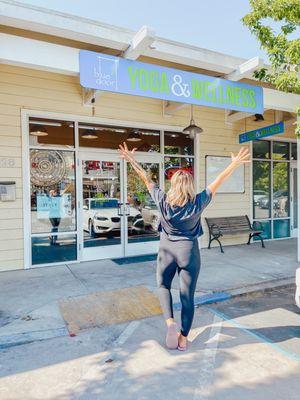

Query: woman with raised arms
left=119, top=142, right=250, bottom=351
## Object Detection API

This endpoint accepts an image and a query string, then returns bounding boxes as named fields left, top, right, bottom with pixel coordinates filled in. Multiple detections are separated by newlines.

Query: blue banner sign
left=79, top=50, right=264, bottom=114
left=239, top=121, right=284, bottom=143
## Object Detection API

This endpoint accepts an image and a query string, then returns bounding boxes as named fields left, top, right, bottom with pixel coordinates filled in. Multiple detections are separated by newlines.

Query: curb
left=173, top=276, right=295, bottom=311
left=1, top=276, right=295, bottom=349
left=0, top=327, right=68, bottom=350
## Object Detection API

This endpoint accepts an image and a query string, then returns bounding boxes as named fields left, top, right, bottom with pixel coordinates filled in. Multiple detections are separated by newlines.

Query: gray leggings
left=156, top=235, right=201, bottom=337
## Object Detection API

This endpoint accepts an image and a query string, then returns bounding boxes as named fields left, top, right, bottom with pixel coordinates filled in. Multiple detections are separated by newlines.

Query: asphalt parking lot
left=0, top=285, right=299, bottom=400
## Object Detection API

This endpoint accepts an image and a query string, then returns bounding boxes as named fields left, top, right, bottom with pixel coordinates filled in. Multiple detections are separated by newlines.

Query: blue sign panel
left=239, top=121, right=284, bottom=143
left=79, top=50, right=264, bottom=114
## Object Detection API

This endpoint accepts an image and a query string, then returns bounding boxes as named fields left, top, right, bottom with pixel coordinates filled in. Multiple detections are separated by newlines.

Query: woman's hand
left=118, top=142, right=137, bottom=163
left=118, top=142, right=154, bottom=191
left=230, top=147, right=251, bottom=168
left=208, top=146, right=250, bottom=196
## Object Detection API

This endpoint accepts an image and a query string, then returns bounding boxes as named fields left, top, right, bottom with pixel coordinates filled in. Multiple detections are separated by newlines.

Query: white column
left=297, top=116, right=300, bottom=262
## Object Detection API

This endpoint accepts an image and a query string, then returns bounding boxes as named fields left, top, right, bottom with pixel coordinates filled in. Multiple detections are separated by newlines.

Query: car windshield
left=90, top=199, right=118, bottom=209
left=274, top=190, right=287, bottom=198
left=144, top=198, right=156, bottom=208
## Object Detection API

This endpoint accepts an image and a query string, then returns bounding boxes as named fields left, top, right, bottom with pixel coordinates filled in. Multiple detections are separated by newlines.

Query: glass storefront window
left=253, top=141, right=270, bottom=159
left=252, top=139, right=293, bottom=240
left=32, top=234, right=77, bottom=265
left=273, top=219, right=290, bottom=239
left=253, top=220, right=271, bottom=240
left=29, top=118, right=75, bottom=147
left=291, top=143, right=297, bottom=160
left=164, top=157, right=194, bottom=191
left=164, top=131, right=194, bottom=155
left=253, top=160, right=270, bottom=219
left=272, top=141, right=289, bottom=160
left=82, top=160, right=121, bottom=248
left=79, top=124, right=160, bottom=152
left=273, top=162, right=289, bottom=218
left=127, top=162, right=160, bottom=243
left=30, top=150, right=76, bottom=234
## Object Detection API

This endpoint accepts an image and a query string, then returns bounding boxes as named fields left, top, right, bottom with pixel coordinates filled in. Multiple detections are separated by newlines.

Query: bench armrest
left=252, top=221, right=264, bottom=232
left=210, top=223, right=222, bottom=237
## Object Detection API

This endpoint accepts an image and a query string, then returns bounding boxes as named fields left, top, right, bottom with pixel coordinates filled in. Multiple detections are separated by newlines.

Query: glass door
left=79, top=152, right=162, bottom=261
left=125, top=155, right=161, bottom=257
left=79, top=152, right=124, bottom=261
left=291, top=162, right=298, bottom=237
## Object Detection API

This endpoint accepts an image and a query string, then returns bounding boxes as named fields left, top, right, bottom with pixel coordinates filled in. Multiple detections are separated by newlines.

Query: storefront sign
left=79, top=50, right=264, bottom=114
left=239, top=121, right=284, bottom=143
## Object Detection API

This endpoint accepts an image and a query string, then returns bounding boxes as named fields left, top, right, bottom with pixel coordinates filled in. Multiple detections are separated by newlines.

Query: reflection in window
left=29, top=118, right=74, bottom=147
left=291, top=143, right=297, bottom=160
left=273, top=162, right=289, bottom=218
left=164, top=131, right=194, bottom=155
left=253, top=220, right=271, bottom=240
left=253, top=161, right=270, bottom=219
left=127, top=163, right=160, bottom=243
left=253, top=141, right=270, bottom=159
left=272, top=141, right=289, bottom=160
left=32, top=234, right=77, bottom=265
left=82, top=160, right=121, bottom=248
left=164, top=157, right=194, bottom=191
left=30, top=150, right=76, bottom=234
left=273, top=219, right=290, bottom=239
left=79, top=124, right=160, bottom=152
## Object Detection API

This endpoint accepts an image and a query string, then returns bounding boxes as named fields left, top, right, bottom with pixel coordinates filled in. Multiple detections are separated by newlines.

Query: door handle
left=124, top=202, right=130, bottom=216
left=117, top=202, right=123, bottom=216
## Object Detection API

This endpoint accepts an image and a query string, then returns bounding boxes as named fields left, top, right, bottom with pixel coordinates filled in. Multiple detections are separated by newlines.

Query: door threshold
left=112, top=253, right=157, bottom=265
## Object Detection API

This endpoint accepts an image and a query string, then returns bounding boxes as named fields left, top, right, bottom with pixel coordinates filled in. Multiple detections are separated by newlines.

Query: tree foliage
left=242, top=0, right=300, bottom=135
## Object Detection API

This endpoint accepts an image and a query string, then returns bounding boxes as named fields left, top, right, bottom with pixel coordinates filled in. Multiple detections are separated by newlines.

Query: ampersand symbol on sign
left=171, top=75, right=190, bottom=97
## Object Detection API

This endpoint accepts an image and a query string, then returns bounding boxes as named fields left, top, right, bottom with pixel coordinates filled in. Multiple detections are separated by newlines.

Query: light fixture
left=127, top=130, right=142, bottom=142
left=254, top=113, right=264, bottom=121
left=29, top=125, right=48, bottom=137
left=81, top=129, right=98, bottom=139
left=183, top=105, right=203, bottom=138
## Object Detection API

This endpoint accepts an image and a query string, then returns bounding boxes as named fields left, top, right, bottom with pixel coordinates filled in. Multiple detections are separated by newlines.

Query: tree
left=242, top=0, right=300, bottom=136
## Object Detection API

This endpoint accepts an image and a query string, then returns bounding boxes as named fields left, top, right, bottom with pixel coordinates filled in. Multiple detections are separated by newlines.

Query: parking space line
left=113, top=320, right=141, bottom=347
left=208, top=307, right=300, bottom=362
left=193, top=314, right=223, bottom=399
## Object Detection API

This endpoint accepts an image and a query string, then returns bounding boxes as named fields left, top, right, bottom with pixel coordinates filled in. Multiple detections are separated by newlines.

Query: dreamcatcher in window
left=30, top=150, right=67, bottom=187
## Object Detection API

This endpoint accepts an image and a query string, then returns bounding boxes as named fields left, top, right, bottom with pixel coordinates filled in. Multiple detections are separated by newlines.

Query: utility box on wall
left=0, top=181, right=16, bottom=201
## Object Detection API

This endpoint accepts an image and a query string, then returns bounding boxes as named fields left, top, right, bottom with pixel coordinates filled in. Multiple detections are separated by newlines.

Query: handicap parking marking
left=193, top=314, right=223, bottom=399
left=208, top=306, right=300, bottom=363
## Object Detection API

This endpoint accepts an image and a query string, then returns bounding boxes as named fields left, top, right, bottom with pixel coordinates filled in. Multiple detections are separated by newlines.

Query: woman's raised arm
left=118, top=142, right=155, bottom=192
left=207, top=147, right=250, bottom=196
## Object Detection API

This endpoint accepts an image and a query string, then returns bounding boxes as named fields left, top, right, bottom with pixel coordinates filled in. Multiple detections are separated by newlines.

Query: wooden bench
left=205, top=216, right=265, bottom=253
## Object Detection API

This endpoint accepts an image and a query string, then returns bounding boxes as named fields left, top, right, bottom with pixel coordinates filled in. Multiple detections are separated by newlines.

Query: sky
left=18, top=0, right=269, bottom=60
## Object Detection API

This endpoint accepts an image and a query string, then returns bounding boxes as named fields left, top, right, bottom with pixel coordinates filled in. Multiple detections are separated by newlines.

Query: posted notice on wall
left=36, top=194, right=72, bottom=219
left=206, top=156, right=245, bottom=193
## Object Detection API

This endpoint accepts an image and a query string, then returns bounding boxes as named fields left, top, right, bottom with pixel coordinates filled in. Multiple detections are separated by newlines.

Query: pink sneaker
left=166, top=322, right=179, bottom=349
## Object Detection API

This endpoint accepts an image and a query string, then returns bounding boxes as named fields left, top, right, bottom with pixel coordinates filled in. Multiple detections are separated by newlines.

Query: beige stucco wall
left=0, top=64, right=296, bottom=271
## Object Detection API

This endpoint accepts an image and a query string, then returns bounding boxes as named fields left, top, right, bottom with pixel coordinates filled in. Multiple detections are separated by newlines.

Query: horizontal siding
left=0, top=259, right=24, bottom=272
left=0, top=64, right=296, bottom=270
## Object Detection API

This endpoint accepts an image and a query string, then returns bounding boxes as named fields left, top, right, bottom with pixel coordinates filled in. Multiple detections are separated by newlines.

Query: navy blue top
left=150, top=186, right=212, bottom=241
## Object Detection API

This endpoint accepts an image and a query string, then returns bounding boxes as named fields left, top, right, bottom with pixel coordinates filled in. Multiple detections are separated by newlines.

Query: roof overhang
left=0, top=0, right=263, bottom=75
left=0, top=1, right=299, bottom=115
left=0, top=32, right=299, bottom=114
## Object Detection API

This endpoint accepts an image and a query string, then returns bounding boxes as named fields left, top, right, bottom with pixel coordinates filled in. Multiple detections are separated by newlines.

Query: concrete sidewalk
left=0, top=239, right=298, bottom=348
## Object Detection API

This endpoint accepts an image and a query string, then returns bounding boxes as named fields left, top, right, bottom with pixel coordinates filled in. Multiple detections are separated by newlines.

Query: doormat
left=59, top=285, right=162, bottom=335
left=112, top=254, right=157, bottom=265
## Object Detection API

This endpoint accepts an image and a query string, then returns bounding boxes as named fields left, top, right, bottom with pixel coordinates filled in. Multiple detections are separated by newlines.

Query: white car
left=141, top=199, right=160, bottom=231
left=83, top=198, right=143, bottom=237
